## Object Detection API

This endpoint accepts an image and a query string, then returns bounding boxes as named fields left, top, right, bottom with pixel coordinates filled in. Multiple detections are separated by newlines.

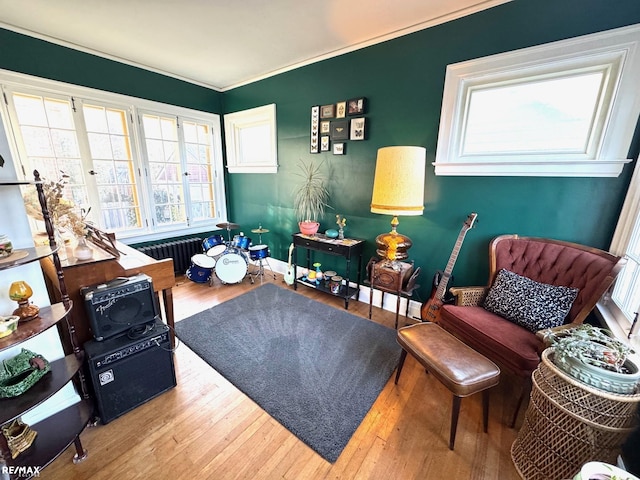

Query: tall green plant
left=293, top=160, right=330, bottom=222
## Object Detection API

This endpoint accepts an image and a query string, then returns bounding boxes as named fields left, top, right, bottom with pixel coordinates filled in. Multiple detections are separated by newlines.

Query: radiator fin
left=137, top=237, right=203, bottom=275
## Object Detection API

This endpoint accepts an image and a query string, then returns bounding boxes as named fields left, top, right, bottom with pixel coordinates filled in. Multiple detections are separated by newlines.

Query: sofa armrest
left=449, top=286, right=489, bottom=306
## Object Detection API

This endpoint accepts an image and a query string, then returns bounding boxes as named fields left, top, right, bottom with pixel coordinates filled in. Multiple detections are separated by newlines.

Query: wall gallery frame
left=347, top=98, right=366, bottom=116
left=310, top=106, right=320, bottom=153
left=330, top=119, right=349, bottom=141
left=320, top=104, right=336, bottom=118
left=309, top=98, right=367, bottom=154
left=350, top=117, right=366, bottom=140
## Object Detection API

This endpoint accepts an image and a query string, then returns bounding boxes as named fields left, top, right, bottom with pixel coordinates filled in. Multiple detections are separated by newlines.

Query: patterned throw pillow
left=483, top=269, right=579, bottom=332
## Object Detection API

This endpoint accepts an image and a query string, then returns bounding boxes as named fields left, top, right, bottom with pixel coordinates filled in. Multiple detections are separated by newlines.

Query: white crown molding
left=0, top=0, right=511, bottom=92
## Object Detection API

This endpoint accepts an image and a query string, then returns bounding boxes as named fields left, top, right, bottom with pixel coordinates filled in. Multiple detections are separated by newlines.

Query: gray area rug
left=174, top=283, right=401, bottom=462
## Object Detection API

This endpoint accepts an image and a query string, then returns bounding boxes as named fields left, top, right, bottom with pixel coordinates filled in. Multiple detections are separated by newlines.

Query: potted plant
left=293, top=160, right=330, bottom=235
left=546, top=324, right=640, bottom=394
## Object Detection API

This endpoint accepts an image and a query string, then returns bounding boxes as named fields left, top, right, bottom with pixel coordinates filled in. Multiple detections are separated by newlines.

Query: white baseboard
left=267, top=257, right=423, bottom=321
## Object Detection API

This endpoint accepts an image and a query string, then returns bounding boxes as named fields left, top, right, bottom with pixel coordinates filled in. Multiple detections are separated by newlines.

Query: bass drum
left=215, top=251, right=248, bottom=284
left=186, top=254, right=216, bottom=283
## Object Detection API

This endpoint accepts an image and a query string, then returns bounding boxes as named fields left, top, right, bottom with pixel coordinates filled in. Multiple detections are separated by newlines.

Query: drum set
left=186, top=222, right=276, bottom=285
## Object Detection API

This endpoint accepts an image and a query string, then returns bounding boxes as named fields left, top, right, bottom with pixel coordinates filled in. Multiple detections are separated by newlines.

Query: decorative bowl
left=0, top=315, right=20, bottom=339
left=573, top=461, right=639, bottom=480
left=325, top=229, right=338, bottom=238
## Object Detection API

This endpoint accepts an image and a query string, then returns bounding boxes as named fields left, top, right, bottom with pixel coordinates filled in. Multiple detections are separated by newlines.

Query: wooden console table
left=292, top=233, right=365, bottom=309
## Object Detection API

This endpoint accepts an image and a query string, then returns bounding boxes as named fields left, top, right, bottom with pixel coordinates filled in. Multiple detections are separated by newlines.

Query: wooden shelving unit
left=0, top=172, right=91, bottom=478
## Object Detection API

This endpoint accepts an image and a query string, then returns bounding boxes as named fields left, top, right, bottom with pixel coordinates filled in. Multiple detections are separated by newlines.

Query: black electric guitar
left=420, top=213, right=478, bottom=323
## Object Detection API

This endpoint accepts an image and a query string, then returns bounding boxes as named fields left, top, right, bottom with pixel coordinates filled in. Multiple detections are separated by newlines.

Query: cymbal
left=251, top=227, right=270, bottom=234
left=216, top=221, right=240, bottom=229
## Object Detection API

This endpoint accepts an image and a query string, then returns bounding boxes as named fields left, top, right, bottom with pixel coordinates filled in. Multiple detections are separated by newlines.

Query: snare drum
left=186, top=254, right=216, bottom=283
left=203, top=235, right=226, bottom=257
left=215, top=251, right=248, bottom=284
left=248, top=244, right=270, bottom=261
left=231, top=234, right=252, bottom=250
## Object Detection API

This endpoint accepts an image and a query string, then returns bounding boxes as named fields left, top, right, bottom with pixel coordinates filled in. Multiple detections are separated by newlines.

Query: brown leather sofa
left=438, top=234, right=626, bottom=426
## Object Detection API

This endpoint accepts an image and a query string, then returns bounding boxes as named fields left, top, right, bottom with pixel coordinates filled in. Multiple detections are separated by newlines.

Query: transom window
left=462, top=71, right=605, bottom=155
left=434, top=25, right=640, bottom=177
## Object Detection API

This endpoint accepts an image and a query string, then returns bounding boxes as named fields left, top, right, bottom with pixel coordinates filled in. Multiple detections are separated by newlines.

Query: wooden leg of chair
left=395, top=349, right=407, bottom=385
left=482, top=390, right=490, bottom=433
left=449, top=396, right=461, bottom=450
left=510, top=378, right=531, bottom=428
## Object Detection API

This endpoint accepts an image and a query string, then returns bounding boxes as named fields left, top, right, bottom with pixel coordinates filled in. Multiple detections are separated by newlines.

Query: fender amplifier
left=84, top=319, right=176, bottom=424
left=82, top=273, right=158, bottom=341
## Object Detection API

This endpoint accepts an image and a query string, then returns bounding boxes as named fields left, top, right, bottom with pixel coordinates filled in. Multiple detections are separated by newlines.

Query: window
left=434, top=24, right=640, bottom=177
left=601, top=155, right=640, bottom=347
left=0, top=70, right=225, bottom=243
left=140, top=113, right=185, bottom=227
left=82, top=102, right=140, bottom=231
left=224, top=104, right=277, bottom=173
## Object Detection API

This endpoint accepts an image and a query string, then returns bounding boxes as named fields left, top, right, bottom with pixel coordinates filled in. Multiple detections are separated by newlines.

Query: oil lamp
left=9, top=281, right=40, bottom=322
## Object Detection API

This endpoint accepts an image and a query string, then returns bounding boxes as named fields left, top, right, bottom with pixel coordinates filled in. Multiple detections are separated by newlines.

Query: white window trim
left=224, top=104, right=278, bottom=173
left=434, top=24, right=640, bottom=177
left=0, top=68, right=226, bottom=244
left=597, top=154, right=640, bottom=348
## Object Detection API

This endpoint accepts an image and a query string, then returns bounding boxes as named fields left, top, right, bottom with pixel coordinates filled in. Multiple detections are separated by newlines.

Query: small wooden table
left=368, top=259, right=414, bottom=329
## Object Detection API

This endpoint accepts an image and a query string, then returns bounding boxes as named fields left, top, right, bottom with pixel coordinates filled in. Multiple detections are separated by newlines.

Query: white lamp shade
left=370, top=146, right=426, bottom=216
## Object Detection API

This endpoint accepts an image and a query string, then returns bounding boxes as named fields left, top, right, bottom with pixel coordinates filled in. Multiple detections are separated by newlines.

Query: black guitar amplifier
left=82, top=273, right=158, bottom=341
left=84, top=319, right=176, bottom=424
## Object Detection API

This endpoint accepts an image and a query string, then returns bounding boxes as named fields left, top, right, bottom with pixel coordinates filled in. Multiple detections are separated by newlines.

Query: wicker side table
left=511, top=349, right=640, bottom=480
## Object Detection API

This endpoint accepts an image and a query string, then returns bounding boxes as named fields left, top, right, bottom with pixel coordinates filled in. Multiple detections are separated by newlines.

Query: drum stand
left=249, top=256, right=276, bottom=284
left=249, top=224, right=275, bottom=284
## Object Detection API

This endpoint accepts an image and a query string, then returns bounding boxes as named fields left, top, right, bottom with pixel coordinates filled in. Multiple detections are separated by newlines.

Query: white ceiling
left=0, top=0, right=510, bottom=91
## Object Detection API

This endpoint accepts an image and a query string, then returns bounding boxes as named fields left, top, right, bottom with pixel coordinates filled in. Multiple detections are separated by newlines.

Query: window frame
left=434, top=24, right=640, bottom=177
left=597, top=154, right=640, bottom=348
left=0, top=68, right=226, bottom=244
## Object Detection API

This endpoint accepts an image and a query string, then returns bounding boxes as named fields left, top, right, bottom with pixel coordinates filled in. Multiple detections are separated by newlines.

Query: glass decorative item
left=8, top=281, right=40, bottom=322
left=73, top=236, right=93, bottom=261
left=313, top=262, right=322, bottom=285
left=336, top=215, right=347, bottom=240
left=54, top=228, right=68, bottom=262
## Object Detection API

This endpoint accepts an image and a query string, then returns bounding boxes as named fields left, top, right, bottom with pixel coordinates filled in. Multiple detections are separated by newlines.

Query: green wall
left=1, top=0, right=640, bottom=300
left=223, top=0, right=640, bottom=295
left=0, top=28, right=223, bottom=113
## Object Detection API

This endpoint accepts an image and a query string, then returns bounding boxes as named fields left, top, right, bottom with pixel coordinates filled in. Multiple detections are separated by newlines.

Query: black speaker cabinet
left=84, top=320, right=176, bottom=424
left=82, top=273, right=158, bottom=341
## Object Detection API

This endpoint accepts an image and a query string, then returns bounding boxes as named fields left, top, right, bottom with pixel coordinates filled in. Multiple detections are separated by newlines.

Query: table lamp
left=9, top=280, right=40, bottom=322
left=370, top=146, right=426, bottom=262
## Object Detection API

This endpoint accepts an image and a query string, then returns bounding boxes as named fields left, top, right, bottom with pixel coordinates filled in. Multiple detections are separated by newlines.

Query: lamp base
left=375, top=231, right=412, bottom=261
left=13, top=301, right=40, bottom=323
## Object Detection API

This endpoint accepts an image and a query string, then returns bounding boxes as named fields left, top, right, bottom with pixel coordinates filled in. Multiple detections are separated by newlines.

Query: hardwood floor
left=46, top=273, right=522, bottom=479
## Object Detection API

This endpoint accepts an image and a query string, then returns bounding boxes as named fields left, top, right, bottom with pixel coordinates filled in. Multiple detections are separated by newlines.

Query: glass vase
left=73, top=236, right=93, bottom=261
left=54, top=228, right=68, bottom=262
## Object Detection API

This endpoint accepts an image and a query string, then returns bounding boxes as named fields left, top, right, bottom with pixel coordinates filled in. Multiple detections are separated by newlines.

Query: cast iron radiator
left=136, top=237, right=203, bottom=275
